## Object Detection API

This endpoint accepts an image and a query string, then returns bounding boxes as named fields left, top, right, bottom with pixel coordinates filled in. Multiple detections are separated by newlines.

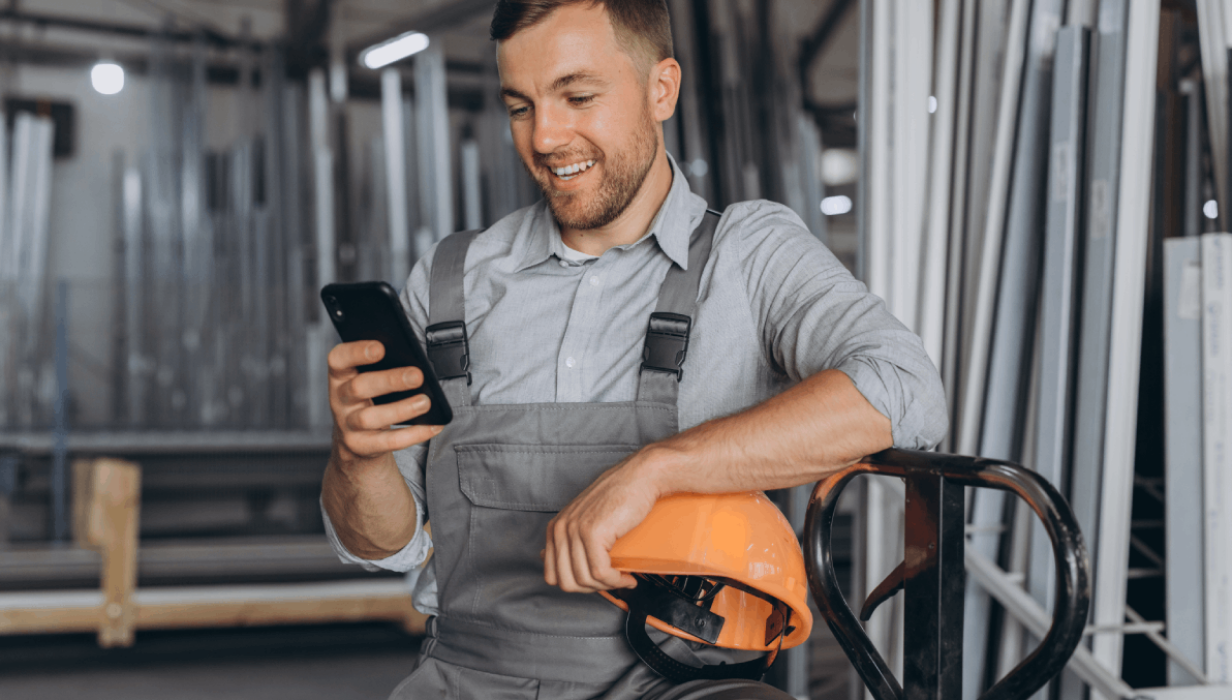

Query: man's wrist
left=630, top=442, right=691, bottom=498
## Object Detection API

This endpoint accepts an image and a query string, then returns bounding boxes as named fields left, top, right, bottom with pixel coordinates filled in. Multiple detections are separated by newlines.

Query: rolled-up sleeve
left=734, top=202, right=948, bottom=449
left=320, top=442, right=433, bottom=572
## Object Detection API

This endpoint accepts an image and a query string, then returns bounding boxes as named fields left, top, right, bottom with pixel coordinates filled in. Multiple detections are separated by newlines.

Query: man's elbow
left=893, top=370, right=949, bottom=450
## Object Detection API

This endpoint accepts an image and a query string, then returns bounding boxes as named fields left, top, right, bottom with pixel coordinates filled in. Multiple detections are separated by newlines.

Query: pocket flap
left=455, top=444, right=640, bottom=512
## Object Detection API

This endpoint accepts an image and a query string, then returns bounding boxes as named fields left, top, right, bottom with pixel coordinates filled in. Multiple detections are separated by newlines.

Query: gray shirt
left=323, top=156, right=948, bottom=612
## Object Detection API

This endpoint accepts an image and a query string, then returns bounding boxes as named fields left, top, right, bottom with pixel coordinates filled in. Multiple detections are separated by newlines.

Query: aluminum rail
left=804, top=449, right=1091, bottom=700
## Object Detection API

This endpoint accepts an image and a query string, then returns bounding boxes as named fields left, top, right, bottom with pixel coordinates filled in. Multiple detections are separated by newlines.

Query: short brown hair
left=490, top=0, right=674, bottom=76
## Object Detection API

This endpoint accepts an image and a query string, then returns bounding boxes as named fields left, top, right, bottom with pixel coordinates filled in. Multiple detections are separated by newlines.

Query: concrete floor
left=0, top=624, right=421, bottom=700
left=0, top=617, right=853, bottom=700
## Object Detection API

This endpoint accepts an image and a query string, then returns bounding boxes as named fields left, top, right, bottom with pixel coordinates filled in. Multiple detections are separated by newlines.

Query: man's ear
left=648, top=58, right=682, bottom=123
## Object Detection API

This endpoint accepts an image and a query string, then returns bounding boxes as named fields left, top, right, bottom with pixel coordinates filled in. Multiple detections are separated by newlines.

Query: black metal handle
left=804, top=449, right=1091, bottom=700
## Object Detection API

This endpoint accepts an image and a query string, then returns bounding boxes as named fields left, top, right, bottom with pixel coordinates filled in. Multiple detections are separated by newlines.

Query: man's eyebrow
left=500, top=86, right=530, bottom=102
left=499, top=72, right=608, bottom=102
left=550, top=71, right=606, bottom=92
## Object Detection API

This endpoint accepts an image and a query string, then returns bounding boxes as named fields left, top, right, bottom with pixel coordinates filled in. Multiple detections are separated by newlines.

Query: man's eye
left=508, top=106, right=529, bottom=118
left=569, top=95, right=595, bottom=105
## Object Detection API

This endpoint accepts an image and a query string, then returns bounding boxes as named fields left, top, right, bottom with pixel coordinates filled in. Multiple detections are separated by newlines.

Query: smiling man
left=319, top=1, right=947, bottom=699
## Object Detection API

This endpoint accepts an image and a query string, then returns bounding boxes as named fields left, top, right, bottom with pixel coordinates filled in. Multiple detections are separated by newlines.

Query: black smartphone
left=320, top=281, right=453, bottom=426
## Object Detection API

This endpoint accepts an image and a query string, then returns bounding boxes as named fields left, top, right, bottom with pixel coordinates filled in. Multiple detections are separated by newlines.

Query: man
left=321, top=1, right=947, bottom=698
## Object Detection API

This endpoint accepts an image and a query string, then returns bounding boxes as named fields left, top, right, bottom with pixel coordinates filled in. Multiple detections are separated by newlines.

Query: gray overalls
left=392, top=212, right=794, bottom=700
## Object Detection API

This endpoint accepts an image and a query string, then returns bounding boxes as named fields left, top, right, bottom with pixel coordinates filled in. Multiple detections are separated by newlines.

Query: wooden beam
left=89, top=458, right=140, bottom=647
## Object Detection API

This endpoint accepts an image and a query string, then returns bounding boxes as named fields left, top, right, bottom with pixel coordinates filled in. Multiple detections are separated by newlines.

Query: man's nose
left=532, top=104, right=573, bottom=155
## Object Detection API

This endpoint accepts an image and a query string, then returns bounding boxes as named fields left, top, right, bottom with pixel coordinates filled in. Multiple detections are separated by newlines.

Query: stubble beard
left=527, top=107, right=659, bottom=231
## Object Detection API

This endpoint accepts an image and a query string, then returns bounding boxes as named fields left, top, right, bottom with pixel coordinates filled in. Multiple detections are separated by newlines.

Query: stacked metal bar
left=847, top=0, right=1232, bottom=698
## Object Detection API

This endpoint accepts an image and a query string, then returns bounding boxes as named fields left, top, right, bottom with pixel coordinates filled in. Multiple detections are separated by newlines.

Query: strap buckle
left=425, top=321, right=471, bottom=384
left=641, top=312, right=691, bottom=382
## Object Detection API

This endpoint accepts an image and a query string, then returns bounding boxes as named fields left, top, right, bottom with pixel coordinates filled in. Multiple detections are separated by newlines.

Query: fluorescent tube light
left=820, top=195, right=853, bottom=216
left=360, top=31, right=430, bottom=69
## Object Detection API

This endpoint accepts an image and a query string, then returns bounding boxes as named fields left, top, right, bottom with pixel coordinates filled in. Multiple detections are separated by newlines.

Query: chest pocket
left=456, top=444, right=641, bottom=511
left=448, top=443, right=641, bottom=633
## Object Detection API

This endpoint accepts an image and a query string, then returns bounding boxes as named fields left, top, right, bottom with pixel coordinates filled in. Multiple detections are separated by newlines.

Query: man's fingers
left=327, top=340, right=384, bottom=377
left=554, top=540, right=593, bottom=593
left=583, top=538, right=629, bottom=589
left=340, top=424, right=440, bottom=458
left=347, top=394, right=431, bottom=431
left=543, top=526, right=559, bottom=586
left=570, top=536, right=605, bottom=591
left=347, top=366, right=425, bottom=402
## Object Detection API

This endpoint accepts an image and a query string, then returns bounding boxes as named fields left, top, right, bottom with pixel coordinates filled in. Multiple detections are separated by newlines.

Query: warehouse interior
left=0, top=0, right=1228, bottom=699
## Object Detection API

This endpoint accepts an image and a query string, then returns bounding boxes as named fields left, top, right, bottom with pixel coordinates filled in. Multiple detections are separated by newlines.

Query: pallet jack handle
left=804, top=449, right=1092, bottom=700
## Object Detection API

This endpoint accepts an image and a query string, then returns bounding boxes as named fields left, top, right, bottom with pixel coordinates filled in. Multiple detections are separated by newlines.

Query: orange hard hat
left=600, top=491, right=813, bottom=681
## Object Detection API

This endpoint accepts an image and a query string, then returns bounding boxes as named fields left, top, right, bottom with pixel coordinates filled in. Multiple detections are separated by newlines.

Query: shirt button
left=558, top=259, right=569, bottom=268
left=589, top=276, right=601, bottom=287
left=565, top=357, right=576, bottom=368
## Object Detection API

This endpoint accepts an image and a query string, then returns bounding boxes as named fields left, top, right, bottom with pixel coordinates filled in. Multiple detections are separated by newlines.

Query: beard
left=525, top=106, right=659, bottom=230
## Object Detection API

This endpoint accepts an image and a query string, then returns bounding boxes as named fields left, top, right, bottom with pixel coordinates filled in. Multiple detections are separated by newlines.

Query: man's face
left=497, top=4, right=660, bottom=230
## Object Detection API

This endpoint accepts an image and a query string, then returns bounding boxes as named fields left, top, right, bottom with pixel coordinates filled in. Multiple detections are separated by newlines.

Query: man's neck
left=559, top=150, right=673, bottom=257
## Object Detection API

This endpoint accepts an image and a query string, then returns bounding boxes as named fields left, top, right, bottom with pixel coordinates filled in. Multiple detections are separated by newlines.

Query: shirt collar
left=514, top=152, right=705, bottom=272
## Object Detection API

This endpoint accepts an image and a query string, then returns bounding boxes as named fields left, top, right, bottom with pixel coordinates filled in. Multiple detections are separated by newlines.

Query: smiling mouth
left=550, top=159, right=597, bottom=181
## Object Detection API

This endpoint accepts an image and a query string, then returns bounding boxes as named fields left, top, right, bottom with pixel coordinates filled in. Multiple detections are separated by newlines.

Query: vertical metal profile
left=972, top=0, right=1067, bottom=675
left=460, top=140, right=483, bottom=232
left=2, top=115, right=31, bottom=426
left=1183, top=81, right=1202, bottom=240
left=122, top=165, right=144, bottom=427
left=917, top=0, right=961, bottom=369
left=796, top=115, right=826, bottom=245
left=0, top=112, right=8, bottom=427
left=954, top=0, right=1029, bottom=459
left=263, top=45, right=289, bottom=428
left=1163, top=237, right=1205, bottom=686
left=381, top=68, right=411, bottom=285
left=51, top=280, right=69, bottom=543
left=941, top=0, right=978, bottom=450
left=957, top=0, right=1009, bottom=373
left=415, top=46, right=455, bottom=247
left=308, top=68, right=336, bottom=429
left=1090, top=0, right=1160, bottom=686
left=981, top=0, right=1065, bottom=466
left=1027, top=29, right=1091, bottom=694
left=889, top=0, right=931, bottom=333
left=183, top=34, right=209, bottom=427
left=959, top=2, right=1031, bottom=696
left=1067, top=0, right=1129, bottom=672
left=281, top=82, right=309, bottom=426
left=1195, top=0, right=1228, bottom=228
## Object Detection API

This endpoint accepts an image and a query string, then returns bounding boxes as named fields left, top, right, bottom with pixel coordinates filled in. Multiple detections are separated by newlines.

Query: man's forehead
left=496, top=3, right=631, bottom=93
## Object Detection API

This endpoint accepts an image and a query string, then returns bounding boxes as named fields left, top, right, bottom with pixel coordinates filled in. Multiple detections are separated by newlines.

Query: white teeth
left=553, top=160, right=596, bottom=179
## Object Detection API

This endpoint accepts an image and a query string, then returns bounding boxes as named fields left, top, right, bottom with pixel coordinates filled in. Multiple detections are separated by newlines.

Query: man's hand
left=328, top=340, right=441, bottom=462
left=543, top=449, right=671, bottom=593
left=322, top=340, right=439, bottom=560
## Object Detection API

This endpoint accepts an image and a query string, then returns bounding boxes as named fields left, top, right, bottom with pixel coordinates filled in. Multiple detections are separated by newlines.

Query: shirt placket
left=555, top=255, right=611, bottom=402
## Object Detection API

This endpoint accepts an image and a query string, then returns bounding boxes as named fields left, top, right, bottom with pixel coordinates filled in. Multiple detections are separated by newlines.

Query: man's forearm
left=640, top=369, right=893, bottom=496
left=321, top=442, right=420, bottom=560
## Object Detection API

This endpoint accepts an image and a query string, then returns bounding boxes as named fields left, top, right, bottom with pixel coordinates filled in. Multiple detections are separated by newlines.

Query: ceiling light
left=820, top=195, right=853, bottom=216
left=359, top=31, right=430, bottom=70
left=91, top=62, right=124, bottom=95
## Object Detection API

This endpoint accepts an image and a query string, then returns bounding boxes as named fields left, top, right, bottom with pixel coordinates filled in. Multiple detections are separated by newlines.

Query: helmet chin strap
left=615, top=575, right=791, bottom=683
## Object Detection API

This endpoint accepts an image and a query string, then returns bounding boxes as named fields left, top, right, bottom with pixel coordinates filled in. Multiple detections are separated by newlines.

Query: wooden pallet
left=0, top=458, right=425, bottom=647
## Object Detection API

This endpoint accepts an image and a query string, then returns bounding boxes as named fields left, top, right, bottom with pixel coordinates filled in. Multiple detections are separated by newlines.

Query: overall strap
left=426, top=228, right=482, bottom=407
left=636, top=209, right=721, bottom=405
